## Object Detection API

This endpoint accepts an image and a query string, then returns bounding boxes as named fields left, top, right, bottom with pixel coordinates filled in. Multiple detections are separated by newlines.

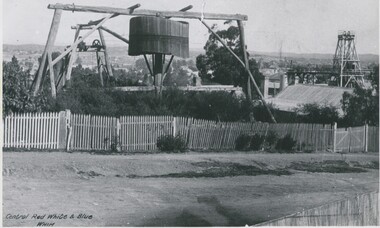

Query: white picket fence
left=183, top=119, right=333, bottom=151
left=69, top=115, right=175, bottom=151
left=3, top=112, right=62, bottom=149
left=70, top=114, right=118, bottom=151
left=120, top=116, right=173, bottom=151
left=2, top=111, right=378, bottom=152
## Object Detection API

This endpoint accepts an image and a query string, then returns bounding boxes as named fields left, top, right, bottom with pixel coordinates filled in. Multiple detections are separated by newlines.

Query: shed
left=265, top=84, right=353, bottom=114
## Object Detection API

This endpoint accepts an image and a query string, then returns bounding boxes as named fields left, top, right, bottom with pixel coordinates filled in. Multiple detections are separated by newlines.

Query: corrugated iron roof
left=266, top=84, right=353, bottom=112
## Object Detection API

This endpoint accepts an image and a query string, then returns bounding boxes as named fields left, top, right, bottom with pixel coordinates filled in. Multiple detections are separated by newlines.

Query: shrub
left=275, top=134, right=297, bottom=151
left=249, top=134, right=265, bottom=150
left=235, top=134, right=251, bottom=151
left=263, top=131, right=279, bottom=151
left=235, top=133, right=265, bottom=151
left=157, top=134, right=186, bottom=152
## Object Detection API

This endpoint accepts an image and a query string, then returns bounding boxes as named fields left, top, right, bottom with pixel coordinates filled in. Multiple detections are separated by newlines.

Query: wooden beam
left=65, top=27, right=81, bottom=87
left=48, top=3, right=248, bottom=21
left=71, top=26, right=129, bottom=44
left=96, top=51, right=104, bottom=86
left=161, top=55, right=174, bottom=84
left=47, top=52, right=57, bottom=98
left=201, top=20, right=245, bottom=66
left=51, top=13, right=114, bottom=66
left=98, top=28, right=113, bottom=77
left=143, top=54, right=153, bottom=76
left=33, top=9, right=62, bottom=96
left=100, top=27, right=129, bottom=44
left=237, top=20, right=252, bottom=100
left=201, top=19, right=277, bottom=123
left=164, top=55, right=174, bottom=74
left=179, top=5, right=193, bottom=12
left=166, top=5, right=193, bottom=19
left=84, top=4, right=140, bottom=26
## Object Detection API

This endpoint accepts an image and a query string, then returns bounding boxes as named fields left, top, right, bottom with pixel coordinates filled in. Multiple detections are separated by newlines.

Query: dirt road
left=3, top=152, right=379, bottom=226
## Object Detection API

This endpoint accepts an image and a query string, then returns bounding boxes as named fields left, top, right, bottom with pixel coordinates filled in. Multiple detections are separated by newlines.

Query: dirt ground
left=2, top=151, right=379, bottom=226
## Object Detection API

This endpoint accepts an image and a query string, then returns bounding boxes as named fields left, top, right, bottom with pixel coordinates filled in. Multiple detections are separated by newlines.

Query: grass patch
left=148, top=162, right=291, bottom=178
left=288, top=160, right=368, bottom=173
left=349, top=161, right=379, bottom=169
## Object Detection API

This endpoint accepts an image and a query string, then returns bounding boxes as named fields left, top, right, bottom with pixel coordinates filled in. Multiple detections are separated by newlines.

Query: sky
left=2, top=0, right=379, bottom=54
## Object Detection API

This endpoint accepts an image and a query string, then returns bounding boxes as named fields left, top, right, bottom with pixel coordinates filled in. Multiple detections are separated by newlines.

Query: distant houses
left=259, top=66, right=354, bottom=115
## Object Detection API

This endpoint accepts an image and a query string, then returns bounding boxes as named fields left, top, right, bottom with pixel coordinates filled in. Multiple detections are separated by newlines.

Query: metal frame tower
left=333, top=30, right=364, bottom=87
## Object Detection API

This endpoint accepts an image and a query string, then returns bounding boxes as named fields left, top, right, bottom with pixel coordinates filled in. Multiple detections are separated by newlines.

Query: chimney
left=280, top=73, right=288, bottom=91
left=261, top=76, right=269, bottom=98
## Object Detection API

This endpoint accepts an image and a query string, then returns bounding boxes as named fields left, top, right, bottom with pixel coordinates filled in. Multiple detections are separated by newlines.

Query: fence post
left=186, top=117, right=192, bottom=148
left=65, top=110, right=72, bottom=151
left=333, top=122, right=337, bottom=153
left=364, top=123, right=368, bottom=152
left=57, top=110, right=69, bottom=150
left=116, top=118, right=121, bottom=152
left=172, top=117, right=177, bottom=137
left=348, top=127, right=352, bottom=153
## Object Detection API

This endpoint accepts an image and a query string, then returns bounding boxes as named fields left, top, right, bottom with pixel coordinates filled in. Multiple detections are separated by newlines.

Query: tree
left=340, top=66, right=379, bottom=126
left=49, top=65, right=118, bottom=116
left=368, top=65, right=379, bottom=93
left=135, top=58, right=150, bottom=75
left=196, top=25, right=262, bottom=96
left=163, top=60, right=194, bottom=86
left=3, top=57, right=40, bottom=115
left=294, top=103, right=340, bottom=124
left=341, top=85, right=379, bottom=126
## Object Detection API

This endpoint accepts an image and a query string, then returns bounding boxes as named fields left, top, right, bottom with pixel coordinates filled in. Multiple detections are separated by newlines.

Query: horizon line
left=3, top=43, right=379, bottom=56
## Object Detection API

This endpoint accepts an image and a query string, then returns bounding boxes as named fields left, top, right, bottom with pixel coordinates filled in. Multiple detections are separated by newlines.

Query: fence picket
left=3, top=112, right=377, bottom=153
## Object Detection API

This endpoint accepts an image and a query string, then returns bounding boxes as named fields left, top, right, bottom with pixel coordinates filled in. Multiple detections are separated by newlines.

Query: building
left=260, top=68, right=288, bottom=98
left=265, top=84, right=353, bottom=115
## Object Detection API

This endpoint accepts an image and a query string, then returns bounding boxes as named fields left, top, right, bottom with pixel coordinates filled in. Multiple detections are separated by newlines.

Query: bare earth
left=2, top=151, right=379, bottom=226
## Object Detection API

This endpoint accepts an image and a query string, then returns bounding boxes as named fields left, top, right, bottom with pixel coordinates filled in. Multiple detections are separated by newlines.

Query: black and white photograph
left=2, top=0, right=379, bottom=226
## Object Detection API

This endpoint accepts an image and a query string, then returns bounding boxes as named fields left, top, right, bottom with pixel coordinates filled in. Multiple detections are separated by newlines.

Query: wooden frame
left=48, top=3, right=248, bottom=21
left=32, top=3, right=277, bottom=123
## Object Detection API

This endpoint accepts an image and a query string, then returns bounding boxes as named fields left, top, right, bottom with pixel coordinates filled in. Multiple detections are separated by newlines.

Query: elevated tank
left=128, top=16, right=189, bottom=58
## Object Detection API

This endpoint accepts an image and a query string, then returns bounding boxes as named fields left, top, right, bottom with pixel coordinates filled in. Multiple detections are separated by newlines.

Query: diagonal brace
left=51, top=13, right=114, bottom=66
left=200, top=19, right=277, bottom=123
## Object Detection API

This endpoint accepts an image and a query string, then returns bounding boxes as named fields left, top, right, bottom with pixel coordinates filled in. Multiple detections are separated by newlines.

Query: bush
left=249, top=134, right=265, bottom=150
left=275, top=134, right=297, bottom=151
left=263, top=131, right=279, bottom=151
left=157, top=134, right=186, bottom=152
left=235, top=134, right=251, bottom=151
left=235, top=133, right=265, bottom=151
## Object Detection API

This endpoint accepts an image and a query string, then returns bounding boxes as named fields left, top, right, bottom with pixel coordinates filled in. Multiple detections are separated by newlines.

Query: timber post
left=173, top=117, right=177, bottom=137
left=333, top=122, right=337, bottom=152
left=116, top=118, right=121, bottom=152
left=237, top=20, right=252, bottom=101
left=33, top=9, right=62, bottom=96
left=65, top=26, right=81, bottom=88
left=364, top=123, right=368, bottom=152
left=96, top=51, right=104, bottom=86
left=47, top=51, right=57, bottom=98
left=153, top=54, right=164, bottom=97
left=58, top=109, right=70, bottom=150
left=98, top=28, right=113, bottom=77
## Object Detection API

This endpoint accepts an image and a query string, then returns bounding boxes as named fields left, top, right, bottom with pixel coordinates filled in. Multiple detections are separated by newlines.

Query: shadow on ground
left=138, top=195, right=264, bottom=226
